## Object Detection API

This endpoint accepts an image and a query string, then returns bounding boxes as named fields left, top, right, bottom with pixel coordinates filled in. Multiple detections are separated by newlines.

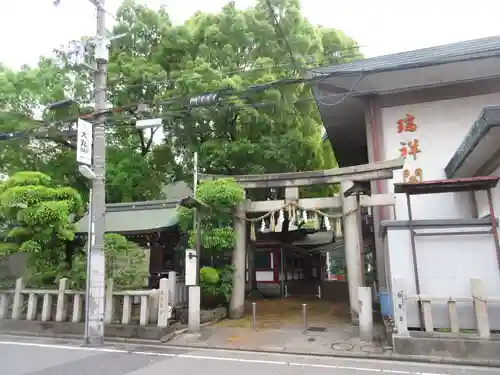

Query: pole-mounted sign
left=76, top=118, right=93, bottom=166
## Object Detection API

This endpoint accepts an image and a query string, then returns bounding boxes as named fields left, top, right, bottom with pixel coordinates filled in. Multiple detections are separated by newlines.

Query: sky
left=1, top=0, right=500, bottom=69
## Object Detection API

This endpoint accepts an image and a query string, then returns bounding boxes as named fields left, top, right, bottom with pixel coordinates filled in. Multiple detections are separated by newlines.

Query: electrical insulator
left=189, top=93, right=219, bottom=107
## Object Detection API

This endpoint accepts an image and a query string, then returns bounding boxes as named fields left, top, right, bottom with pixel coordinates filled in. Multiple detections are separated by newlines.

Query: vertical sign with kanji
left=392, top=277, right=409, bottom=336
left=396, top=114, right=424, bottom=183
left=77, top=118, right=93, bottom=166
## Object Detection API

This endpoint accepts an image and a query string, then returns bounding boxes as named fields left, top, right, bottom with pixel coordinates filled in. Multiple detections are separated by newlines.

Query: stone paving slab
left=166, top=325, right=388, bottom=357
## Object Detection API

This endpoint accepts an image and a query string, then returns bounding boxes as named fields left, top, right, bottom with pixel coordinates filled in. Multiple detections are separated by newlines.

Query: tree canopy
left=0, top=171, right=83, bottom=286
left=0, top=0, right=362, bottom=203
left=0, top=171, right=149, bottom=288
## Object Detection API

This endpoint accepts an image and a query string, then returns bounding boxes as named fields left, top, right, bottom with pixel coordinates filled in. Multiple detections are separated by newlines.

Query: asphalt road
left=0, top=335, right=498, bottom=375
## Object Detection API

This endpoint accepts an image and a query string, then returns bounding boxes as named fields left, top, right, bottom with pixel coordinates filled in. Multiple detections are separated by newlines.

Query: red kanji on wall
left=397, top=114, right=417, bottom=133
left=400, top=139, right=421, bottom=160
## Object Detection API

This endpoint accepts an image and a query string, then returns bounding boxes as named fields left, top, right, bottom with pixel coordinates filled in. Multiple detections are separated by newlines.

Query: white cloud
left=1, top=0, right=500, bottom=68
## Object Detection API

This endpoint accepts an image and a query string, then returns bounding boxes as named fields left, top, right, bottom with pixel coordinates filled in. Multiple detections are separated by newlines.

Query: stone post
left=55, top=278, right=68, bottom=322
left=471, top=277, right=490, bottom=338
left=341, top=180, right=363, bottom=323
left=229, top=196, right=246, bottom=319
left=26, top=293, right=38, bottom=321
left=104, top=278, right=114, bottom=324
left=11, top=277, right=24, bottom=320
left=148, top=290, right=159, bottom=324
left=168, top=271, right=177, bottom=306
left=188, top=285, right=200, bottom=332
left=72, top=294, right=83, bottom=323
left=41, top=294, right=52, bottom=322
left=0, top=294, right=9, bottom=320
left=358, top=286, right=373, bottom=341
left=139, top=295, right=149, bottom=326
left=392, top=277, right=409, bottom=337
left=157, top=278, right=170, bottom=328
left=122, top=296, right=132, bottom=325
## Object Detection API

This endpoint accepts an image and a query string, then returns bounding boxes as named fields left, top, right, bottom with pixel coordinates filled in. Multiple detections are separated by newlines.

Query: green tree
left=0, top=59, right=173, bottom=204
left=0, top=171, right=83, bottom=286
left=108, top=0, right=362, bottom=196
left=179, top=178, right=245, bottom=252
left=1, top=0, right=362, bottom=204
left=70, top=233, right=149, bottom=290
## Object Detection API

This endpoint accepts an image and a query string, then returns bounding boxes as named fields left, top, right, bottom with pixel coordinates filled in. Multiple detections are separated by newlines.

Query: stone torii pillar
left=341, top=180, right=364, bottom=323
left=229, top=196, right=246, bottom=319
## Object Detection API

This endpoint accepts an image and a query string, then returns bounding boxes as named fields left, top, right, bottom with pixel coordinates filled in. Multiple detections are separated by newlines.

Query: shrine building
left=312, top=35, right=500, bottom=330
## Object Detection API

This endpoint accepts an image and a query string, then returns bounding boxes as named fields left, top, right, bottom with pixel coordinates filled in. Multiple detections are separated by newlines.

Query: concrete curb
left=161, top=342, right=500, bottom=368
left=160, top=320, right=219, bottom=342
left=0, top=330, right=165, bottom=346
left=0, top=319, right=219, bottom=346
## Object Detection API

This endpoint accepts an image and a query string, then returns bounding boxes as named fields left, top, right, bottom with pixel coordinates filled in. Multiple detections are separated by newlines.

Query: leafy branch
left=178, top=178, right=244, bottom=252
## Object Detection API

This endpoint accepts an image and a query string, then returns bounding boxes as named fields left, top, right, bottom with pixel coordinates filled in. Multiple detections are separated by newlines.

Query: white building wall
left=381, top=93, right=500, bottom=220
left=380, top=92, right=500, bottom=329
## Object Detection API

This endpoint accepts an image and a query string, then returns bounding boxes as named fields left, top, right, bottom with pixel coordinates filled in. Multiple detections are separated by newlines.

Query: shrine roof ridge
left=105, top=199, right=181, bottom=212
left=199, top=158, right=405, bottom=188
left=75, top=199, right=181, bottom=234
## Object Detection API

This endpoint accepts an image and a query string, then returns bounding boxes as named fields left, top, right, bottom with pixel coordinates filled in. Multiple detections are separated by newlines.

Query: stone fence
left=0, top=271, right=187, bottom=330
left=392, top=277, right=500, bottom=359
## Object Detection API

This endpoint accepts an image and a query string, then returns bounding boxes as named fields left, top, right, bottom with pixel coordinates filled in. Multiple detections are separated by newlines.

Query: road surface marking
left=288, top=362, right=444, bottom=375
left=177, top=354, right=286, bottom=365
left=0, top=339, right=475, bottom=375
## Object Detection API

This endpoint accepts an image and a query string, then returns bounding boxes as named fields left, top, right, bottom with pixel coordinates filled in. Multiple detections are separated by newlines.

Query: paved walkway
left=166, top=324, right=389, bottom=356
left=167, top=298, right=388, bottom=357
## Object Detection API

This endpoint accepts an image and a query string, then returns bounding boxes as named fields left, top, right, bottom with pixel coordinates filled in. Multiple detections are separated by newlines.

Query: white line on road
left=0, top=339, right=476, bottom=375
left=288, top=362, right=443, bottom=375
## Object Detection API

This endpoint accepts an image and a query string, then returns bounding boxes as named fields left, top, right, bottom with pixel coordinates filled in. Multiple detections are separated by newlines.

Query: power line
left=5, top=44, right=499, bottom=143
left=104, top=47, right=363, bottom=92
left=0, top=86, right=364, bottom=143
left=264, top=0, right=299, bottom=73
left=20, top=48, right=360, bottom=128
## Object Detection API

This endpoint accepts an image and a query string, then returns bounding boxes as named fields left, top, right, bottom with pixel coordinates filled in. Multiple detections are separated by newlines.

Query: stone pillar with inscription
left=392, top=277, right=409, bottom=337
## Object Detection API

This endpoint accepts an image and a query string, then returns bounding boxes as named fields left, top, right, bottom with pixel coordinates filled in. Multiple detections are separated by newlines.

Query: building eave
left=394, top=176, right=500, bottom=195
left=312, top=35, right=500, bottom=77
left=445, top=106, right=500, bottom=178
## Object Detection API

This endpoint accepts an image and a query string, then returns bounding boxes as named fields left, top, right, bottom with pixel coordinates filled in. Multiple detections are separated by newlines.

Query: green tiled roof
left=75, top=200, right=180, bottom=235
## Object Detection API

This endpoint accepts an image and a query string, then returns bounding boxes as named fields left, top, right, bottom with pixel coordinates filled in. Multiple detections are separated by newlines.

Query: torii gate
left=199, top=157, right=405, bottom=322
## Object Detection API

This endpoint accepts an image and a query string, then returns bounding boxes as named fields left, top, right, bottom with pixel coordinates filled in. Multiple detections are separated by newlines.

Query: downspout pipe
left=369, top=99, right=385, bottom=218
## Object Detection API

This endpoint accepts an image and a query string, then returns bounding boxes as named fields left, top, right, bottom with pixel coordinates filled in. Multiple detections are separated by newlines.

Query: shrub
left=199, top=264, right=235, bottom=308
left=200, top=266, right=219, bottom=285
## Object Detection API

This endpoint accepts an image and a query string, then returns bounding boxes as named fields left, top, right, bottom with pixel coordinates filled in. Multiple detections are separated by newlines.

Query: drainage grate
left=308, top=326, right=327, bottom=332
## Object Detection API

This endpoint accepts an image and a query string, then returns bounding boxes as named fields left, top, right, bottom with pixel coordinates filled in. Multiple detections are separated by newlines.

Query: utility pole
left=87, top=0, right=108, bottom=345
left=193, top=152, right=201, bottom=284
